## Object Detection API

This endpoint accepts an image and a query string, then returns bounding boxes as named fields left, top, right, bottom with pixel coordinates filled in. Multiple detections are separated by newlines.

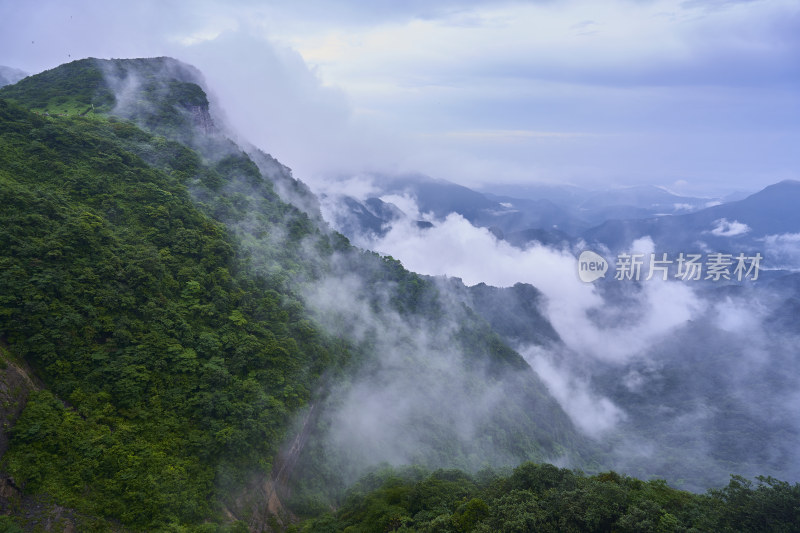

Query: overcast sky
left=1, top=0, right=798, bottom=195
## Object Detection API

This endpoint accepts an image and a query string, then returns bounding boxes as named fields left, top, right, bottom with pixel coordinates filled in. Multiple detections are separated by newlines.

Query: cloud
left=762, top=232, right=800, bottom=270
left=710, top=218, right=751, bottom=237
left=2, top=0, right=798, bottom=192
left=316, top=174, right=382, bottom=202
left=522, top=345, right=625, bottom=438
left=174, top=30, right=363, bottom=180
left=291, top=0, right=799, bottom=90
left=280, top=0, right=800, bottom=190
left=329, top=195, right=800, bottom=480
left=298, top=264, right=568, bottom=479
left=351, top=205, right=704, bottom=364
left=4, top=0, right=800, bottom=495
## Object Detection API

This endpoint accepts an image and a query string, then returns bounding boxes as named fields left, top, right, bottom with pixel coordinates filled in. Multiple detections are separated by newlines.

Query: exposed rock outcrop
left=0, top=349, right=38, bottom=460
left=187, top=104, right=216, bottom=135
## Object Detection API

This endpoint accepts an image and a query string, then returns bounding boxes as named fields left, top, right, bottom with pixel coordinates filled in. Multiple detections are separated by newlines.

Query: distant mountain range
left=323, top=174, right=715, bottom=241
left=584, top=180, right=800, bottom=253
left=325, top=174, right=799, bottom=270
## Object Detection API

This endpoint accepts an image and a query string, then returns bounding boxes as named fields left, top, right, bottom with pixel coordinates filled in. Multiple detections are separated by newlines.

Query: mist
left=319, top=185, right=800, bottom=490
left=2, top=3, right=799, bottom=529
left=211, top=179, right=584, bottom=484
left=92, top=49, right=800, bottom=495
left=301, top=271, right=519, bottom=477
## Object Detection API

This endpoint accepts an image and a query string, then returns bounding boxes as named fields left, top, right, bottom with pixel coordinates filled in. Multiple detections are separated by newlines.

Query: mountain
left=478, top=182, right=596, bottom=206
left=382, top=174, right=498, bottom=220
left=1, top=57, right=798, bottom=532
left=580, top=184, right=709, bottom=212
left=301, top=462, right=800, bottom=532
left=320, top=174, right=587, bottom=248
left=480, top=183, right=716, bottom=214
left=583, top=180, right=800, bottom=254
left=318, top=193, right=404, bottom=237
left=461, top=282, right=561, bottom=346
left=0, top=58, right=588, bottom=530
left=478, top=195, right=590, bottom=236
left=323, top=175, right=718, bottom=250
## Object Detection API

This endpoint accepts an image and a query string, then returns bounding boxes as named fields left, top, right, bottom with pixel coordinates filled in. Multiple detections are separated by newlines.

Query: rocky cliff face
left=0, top=348, right=40, bottom=525
left=187, top=103, right=215, bottom=135
left=0, top=348, right=38, bottom=460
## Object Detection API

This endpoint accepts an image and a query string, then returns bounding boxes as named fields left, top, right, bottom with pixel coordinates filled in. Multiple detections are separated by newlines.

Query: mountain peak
left=735, top=179, right=800, bottom=207
left=0, top=57, right=215, bottom=138
left=760, top=179, right=800, bottom=192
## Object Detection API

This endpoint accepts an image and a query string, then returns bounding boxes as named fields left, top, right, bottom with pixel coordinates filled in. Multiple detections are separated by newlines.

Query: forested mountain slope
left=2, top=57, right=798, bottom=532
left=0, top=58, right=594, bottom=531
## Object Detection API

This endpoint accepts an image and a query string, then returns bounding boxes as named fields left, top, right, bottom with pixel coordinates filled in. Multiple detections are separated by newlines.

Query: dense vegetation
left=0, top=94, right=349, bottom=529
left=0, top=58, right=114, bottom=113
left=302, top=463, right=800, bottom=532
left=0, top=59, right=579, bottom=530
left=0, top=58, right=797, bottom=532
left=0, top=57, right=207, bottom=132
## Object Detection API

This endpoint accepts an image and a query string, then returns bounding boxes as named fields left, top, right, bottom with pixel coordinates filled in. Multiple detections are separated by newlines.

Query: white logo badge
left=578, top=250, right=608, bottom=283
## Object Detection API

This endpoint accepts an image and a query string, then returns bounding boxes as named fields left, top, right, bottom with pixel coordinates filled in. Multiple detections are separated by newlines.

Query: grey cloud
left=320, top=192, right=800, bottom=488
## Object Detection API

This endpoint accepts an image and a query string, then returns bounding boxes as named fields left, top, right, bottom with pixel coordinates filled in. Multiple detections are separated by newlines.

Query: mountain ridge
left=1, top=56, right=798, bottom=532
left=583, top=178, right=800, bottom=252
left=0, top=57, right=590, bottom=530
